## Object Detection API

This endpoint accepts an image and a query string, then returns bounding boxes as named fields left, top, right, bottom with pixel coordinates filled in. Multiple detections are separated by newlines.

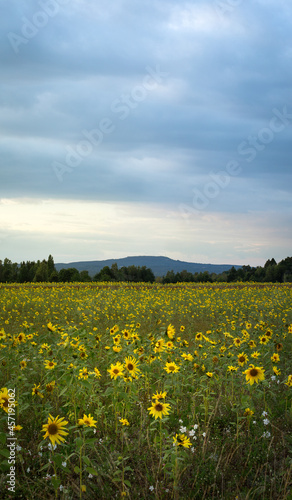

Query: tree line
left=0, top=255, right=291, bottom=283
left=161, top=257, right=292, bottom=283
left=0, top=256, right=155, bottom=283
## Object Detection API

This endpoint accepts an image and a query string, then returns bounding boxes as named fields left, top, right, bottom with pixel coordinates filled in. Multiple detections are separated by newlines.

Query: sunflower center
left=48, top=423, right=58, bottom=435
left=239, top=357, right=245, bottom=362
left=155, top=403, right=163, bottom=412
left=2, top=398, right=8, bottom=408
left=250, top=368, right=258, bottom=377
left=127, top=363, right=134, bottom=371
left=113, top=369, right=119, bottom=374
left=169, top=365, right=175, bottom=372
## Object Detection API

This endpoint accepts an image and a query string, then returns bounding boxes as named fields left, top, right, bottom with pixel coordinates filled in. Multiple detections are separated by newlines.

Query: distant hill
left=55, top=256, right=241, bottom=278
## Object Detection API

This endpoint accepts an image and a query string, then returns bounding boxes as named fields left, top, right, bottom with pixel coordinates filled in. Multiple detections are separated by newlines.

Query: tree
left=47, top=254, right=56, bottom=278
left=58, top=268, right=80, bottom=282
left=34, top=260, right=48, bottom=282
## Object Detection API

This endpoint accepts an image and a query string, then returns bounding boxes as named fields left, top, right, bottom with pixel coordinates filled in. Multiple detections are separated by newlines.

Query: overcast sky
left=0, top=0, right=291, bottom=266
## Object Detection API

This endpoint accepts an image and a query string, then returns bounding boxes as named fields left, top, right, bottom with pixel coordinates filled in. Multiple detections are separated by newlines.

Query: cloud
left=0, top=0, right=291, bottom=264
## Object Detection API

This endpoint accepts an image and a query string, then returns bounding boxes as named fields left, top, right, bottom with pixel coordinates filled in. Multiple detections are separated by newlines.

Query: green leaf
left=75, top=437, right=83, bottom=448
left=0, top=449, right=10, bottom=458
left=0, top=432, right=6, bottom=444
left=124, top=480, right=131, bottom=487
left=74, top=465, right=81, bottom=473
left=82, top=455, right=90, bottom=465
left=51, top=477, right=61, bottom=490
left=58, top=385, right=68, bottom=397
left=86, top=466, right=98, bottom=476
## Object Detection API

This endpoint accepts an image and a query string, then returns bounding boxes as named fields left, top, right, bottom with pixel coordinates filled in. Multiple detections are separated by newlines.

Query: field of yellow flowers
left=0, top=282, right=291, bottom=499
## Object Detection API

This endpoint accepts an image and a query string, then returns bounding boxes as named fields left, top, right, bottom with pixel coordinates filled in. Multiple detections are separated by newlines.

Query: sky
left=0, top=0, right=291, bottom=266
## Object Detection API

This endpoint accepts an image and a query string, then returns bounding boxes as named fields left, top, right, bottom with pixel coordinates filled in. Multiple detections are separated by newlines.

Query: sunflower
left=32, top=384, right=44, bottom=398
left=167, top=324, right=175, bottom=340
left=244, top=408, right=254, bottom=417
left=227, top=365, right=238, bottom=373
left=108, top=362, right=124, bottom=380
left=16, top=332, right=26, bottom=343
left=44, top=360, right=57, bottom=370
left=78, top=413, right=97, bottom=427
left=182, top=353, right=193, bottom=361
left=271, top=353, right=280, bottom=363
left=13, top=425, right=23, bottom=431
left=122, top=329, right=131, bottom=340
left=243, top=364, right=265, bottom=385
left=42, top=414, right=68, bottom=446
left=206, top=372, right=213, bottom=378
left=120, top=418, right=130, bottom=426
left=148, top=401, right=171, bottom=420
left=47, top=322, right=57, bottom=332
left=275, top=343, right=283, bottom=352
left=78, top=367, right=89, bottom=380
left=273, top=366, right=281, bottom=376
left=110, top=325, right=119, bottom=335
left=173, top=433, right=191, bottom=448
left=93, top=367, right=101, bottom=378
left=0, top=388, right=10, bottom=413
left=248, top=340, right=257, bottom=349
left=259, top=335, right=269, bottom=345
left=237, top=353, right=248, bottom=366
left=154, top=339, right=165, bottom=353
left=233, top=337, right=242, bottom=347
left=46, top=381, right=56, bottom=393
left=284, top=375, right=292, bottom=387
left=180, top=326, right=185, bottom=332
left=20, top=360, right=27, bottom=370
left=124, top=356, right=140, bottom=377
left=195, top=333, right=203, bottom=341
left=164, top=362, right=180, bottom=374
left=152, top=391, right=167, bottom=402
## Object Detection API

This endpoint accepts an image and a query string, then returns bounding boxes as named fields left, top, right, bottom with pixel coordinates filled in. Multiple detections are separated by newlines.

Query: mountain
left=55, top=256, right=241, bottom=278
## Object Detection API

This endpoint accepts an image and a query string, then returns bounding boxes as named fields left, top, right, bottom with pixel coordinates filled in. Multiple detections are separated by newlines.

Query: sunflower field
left=0, top=282, right=291, bottom=499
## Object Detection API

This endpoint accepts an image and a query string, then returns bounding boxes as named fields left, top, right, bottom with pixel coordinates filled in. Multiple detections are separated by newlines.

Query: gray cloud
left=0, top=0, right=291, bottom=263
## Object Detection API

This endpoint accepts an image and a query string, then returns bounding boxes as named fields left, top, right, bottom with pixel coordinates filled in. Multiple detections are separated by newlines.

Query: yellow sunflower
left=47, top=322, right=57, bottom=332
left=0, top=388, right=10, bottom=413
left=148, top=401, right=171, bottom=420
left=120, top=418, right=130, bottom=426
left=32, top=384, right=44, bottom=398
left=108, top=362, right=124, bottom=380
left=167, top=324, right=175, bottom=340
left=124, top=356, right=140, bottom=377
left=152, top=391, right=167, bottom=401
left=243, top=364, right=265, bottom=385
left=78, top=413, right=97, bottom=427
left=42, top=414, right=68, bottom=446
left=78, top=367, right=89, bottom=380
left=271, top=353, right=280, bottom=363
left=237, top=352, right=248, bottom=367
left=46, top=381, right=56, bottom=393
left=44, top=360, right=57, bottom=370
left=173, top=433, right=191, bottom=448
left=164, top=362, right=180, bottom=374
